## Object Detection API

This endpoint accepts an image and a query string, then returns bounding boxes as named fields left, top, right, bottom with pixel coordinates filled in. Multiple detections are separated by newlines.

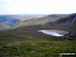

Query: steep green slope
left=50, top=13, right=76, bottom=31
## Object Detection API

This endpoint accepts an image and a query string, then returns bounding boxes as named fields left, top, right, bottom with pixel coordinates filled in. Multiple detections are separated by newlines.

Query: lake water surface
left=38, top=30, right=69, bottom=37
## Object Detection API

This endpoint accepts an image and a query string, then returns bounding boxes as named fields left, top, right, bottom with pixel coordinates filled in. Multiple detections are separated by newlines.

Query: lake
left=38, top=30, right=69, bottom=37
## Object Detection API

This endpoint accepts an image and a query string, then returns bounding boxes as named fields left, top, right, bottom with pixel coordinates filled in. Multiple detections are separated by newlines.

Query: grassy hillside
left=13, top=13, right=76, bottom=32
left=13, top=14, right=67, bottom=28
left=0, top=14, right=44, bottom=30
left=0, top=13, right=76, bottom=57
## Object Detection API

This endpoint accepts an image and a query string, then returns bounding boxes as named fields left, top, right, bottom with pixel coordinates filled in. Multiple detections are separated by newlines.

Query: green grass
left=0, top=29, right=76, bottom=42
left=0, top=41, right=76, bottom=57
left=0, top=28, right=76, bottom=57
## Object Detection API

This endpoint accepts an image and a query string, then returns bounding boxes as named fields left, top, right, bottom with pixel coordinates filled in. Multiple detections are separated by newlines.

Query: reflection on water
left=38, top=30, right=69, bottom=37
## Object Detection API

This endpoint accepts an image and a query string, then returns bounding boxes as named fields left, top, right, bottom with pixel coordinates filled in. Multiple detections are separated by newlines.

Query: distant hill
left=0, top=14, right=45, bottom=30
left=0, top=23, right=10, bottom=30
left=13, top=14, right=67, bottom=28
left=0, top=15, right=20, bottom=30
left=12, top=13, right=76, bottom=33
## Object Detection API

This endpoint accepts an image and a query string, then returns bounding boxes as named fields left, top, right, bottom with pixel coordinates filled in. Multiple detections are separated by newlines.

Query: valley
left=0, top=13, right=76, bottom=57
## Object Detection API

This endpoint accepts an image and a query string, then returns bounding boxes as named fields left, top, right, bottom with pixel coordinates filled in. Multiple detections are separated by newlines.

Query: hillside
left=0, top=14, right=45, bottom=30
left=13, top=14, right=67, bottom=28
left=0, top=15, right=20, bottom=30
left=49, top=13, right=76, bottom=31
left=13, top=13, right=76, bottom=31
left=0, top=13, right=76, bottom=41
left=0, top=23, right=10, bottom=30
left=0, top=13, right=76, bottom=57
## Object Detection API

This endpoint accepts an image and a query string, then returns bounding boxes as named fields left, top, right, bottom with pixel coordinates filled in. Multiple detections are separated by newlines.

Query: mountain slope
left=13, top=14, right=67, bottom=28
left=13, top=13, right=76, bottom=31
left=0, top=14, right=45, bottom=30
left=0, top=15, right=20, bottom=30
left=0, top=13, right=76, bottom=41
left=51, top=13, right=76, bottom=31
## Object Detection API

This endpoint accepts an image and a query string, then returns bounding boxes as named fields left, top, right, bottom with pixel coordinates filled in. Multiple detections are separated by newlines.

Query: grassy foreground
left=0, top=41, right=76, bottom=57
